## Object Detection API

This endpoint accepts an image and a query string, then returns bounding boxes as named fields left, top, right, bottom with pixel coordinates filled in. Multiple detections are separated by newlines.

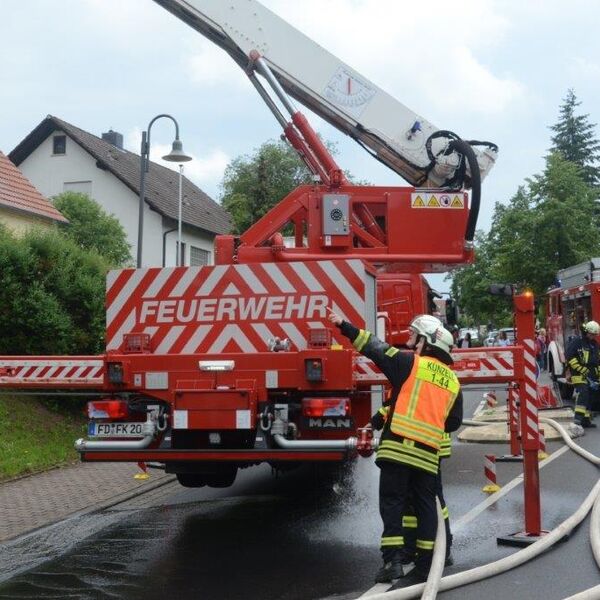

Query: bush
left=53, top=191, right=132, bottom=266
left=0, top=226, right=108, bottom=355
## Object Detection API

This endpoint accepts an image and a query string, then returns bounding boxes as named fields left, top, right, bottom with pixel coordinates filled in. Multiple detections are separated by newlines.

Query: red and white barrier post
left=498, top=292, right=547, bottom=546
left=482, top=454, right=501, bottom=493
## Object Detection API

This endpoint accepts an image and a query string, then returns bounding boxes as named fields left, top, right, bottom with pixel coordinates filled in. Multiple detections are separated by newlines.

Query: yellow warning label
left=411, top=192, right=464, bottom=208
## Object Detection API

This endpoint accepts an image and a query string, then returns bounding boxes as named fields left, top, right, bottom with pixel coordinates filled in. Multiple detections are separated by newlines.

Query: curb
left=0, top=473, right=177, bottom=547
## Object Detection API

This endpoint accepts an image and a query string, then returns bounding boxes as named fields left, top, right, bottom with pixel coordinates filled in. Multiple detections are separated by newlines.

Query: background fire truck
left=0, top=0, right=497, bottom=488
left=546, top=257, right=600, bottom=400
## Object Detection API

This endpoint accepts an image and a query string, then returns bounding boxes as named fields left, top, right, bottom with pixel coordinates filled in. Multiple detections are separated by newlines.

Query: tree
left=549, top=89, right=600, bottom=187
left=219, top=138, right=361, bottom=234
left=0, top=226, right=108, bottom=355
left=52, top=192, right=132, bottom=266
left=449, top=231, right=512, bottom=327
left=220, top=140, right=315, bottom=234
left=451, top=153, right=600, bottom=323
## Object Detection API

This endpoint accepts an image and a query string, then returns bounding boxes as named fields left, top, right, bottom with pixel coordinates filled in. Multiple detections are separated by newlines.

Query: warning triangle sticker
left=412, top=195, right=425, bottom=207
left=451, top=195, right=464, bottom=208
left=427, top=195, right=440, bottom=207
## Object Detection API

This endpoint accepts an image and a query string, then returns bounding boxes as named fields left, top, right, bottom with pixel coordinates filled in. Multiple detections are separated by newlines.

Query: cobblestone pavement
left=0, top=462, right=174, bottom=542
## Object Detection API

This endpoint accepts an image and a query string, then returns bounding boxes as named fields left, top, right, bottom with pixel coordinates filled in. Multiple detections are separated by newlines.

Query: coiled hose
left=362, top=417, right=600, bottom=600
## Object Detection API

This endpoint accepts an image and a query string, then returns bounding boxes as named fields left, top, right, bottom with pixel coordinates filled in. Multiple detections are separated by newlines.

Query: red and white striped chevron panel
left=353, top=356, right=386, bottom=382
left=106, top=260, right=373, bottom=354
left=521, top=338, right=540, bottom=447
left=0, top=359, right=104, bottom=386
left=451, top=350, right=515, bottom=379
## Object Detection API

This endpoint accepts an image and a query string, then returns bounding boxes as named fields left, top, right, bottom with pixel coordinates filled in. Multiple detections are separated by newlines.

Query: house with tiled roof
left=0, top=150, right=68, bottom=234
left=10, top=115, right=231, bottom=267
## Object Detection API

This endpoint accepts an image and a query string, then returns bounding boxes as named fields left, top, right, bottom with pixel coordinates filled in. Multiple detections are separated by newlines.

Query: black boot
left=374, top=554, right=404, bottom=583
left=389, top=569, right=427, bottom=589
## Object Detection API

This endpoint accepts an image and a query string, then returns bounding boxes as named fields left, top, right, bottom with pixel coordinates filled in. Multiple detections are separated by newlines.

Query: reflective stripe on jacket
left=566, top=337, right=599, bottom=385
left=390, top=356, right=460, bottom=452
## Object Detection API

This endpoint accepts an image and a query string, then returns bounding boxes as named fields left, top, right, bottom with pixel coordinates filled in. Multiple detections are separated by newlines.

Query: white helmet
left=583, top=321, right=600, bottom=335
left=410, top=314, right=454, bottom=354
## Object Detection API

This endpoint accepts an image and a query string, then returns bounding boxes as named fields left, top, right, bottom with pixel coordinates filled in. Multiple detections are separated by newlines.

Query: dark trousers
left=574, top=384, right=595, bottom=423
left=403, top=466, right=452, bottom=557
left=379, top=461, right=437, bottom=574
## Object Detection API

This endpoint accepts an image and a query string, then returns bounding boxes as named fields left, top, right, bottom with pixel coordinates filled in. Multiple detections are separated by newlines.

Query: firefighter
left=566, top=320, right=600, bottom=428
left=327, top=309, right=463, bottom=584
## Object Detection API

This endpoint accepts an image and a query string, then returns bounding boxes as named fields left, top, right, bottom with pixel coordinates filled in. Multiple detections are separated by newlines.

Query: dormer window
left=53, top=135, right=66, bottom=155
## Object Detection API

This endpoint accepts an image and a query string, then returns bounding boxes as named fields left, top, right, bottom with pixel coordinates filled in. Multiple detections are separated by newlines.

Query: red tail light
left=87, top=400, right=129, bottom=419
left=302, top=397, right=350, bottom=417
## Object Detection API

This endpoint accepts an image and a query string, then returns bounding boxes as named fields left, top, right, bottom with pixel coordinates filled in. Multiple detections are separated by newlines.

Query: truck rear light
left=87, top=400, right=129, bottom=419
left=302, top=397, right=350, bottom=417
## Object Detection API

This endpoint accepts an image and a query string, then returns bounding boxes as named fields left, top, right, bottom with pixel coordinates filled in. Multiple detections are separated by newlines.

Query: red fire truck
left=546, top=258, right=600, bottom=398
left=0, top=0, right=497, bottom=488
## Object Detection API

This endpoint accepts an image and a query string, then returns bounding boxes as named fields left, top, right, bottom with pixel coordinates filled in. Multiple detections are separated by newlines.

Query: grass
left=0, top=396, right=86, bottom=481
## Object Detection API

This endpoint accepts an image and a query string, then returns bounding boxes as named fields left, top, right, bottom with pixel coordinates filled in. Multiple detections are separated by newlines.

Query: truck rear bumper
left=79, top=449, right=347, bottom=462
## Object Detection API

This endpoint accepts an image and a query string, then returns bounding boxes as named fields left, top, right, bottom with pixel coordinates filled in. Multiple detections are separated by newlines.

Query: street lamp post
left=137, top=114, right=192, bottom=268
left=177, top=164, right=184, bottom=266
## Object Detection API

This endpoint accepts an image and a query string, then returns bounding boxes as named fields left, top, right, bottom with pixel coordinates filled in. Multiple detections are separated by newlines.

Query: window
left=63, top=181, right=92, bottom=196
left=190, top=246, right=210, bottom=266
left=53, top=135, right=66, bottom=155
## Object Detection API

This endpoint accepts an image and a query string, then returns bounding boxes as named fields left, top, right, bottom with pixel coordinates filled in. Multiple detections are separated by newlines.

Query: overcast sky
left=3, top=1, right=600, bottom=291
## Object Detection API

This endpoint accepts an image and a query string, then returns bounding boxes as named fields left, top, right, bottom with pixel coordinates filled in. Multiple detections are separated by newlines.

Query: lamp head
left=162, top=139, right=192, bottom=163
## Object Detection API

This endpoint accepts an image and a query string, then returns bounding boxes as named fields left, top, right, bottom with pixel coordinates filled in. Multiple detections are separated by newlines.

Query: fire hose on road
left=360, top=417, right=600, bottom=600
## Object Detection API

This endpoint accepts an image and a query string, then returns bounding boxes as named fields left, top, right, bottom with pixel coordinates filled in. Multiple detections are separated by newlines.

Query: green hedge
left=0, top=225, right=109, bottom=355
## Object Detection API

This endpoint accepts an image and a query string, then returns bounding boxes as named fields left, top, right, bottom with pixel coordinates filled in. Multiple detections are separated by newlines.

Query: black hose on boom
left=451, top=138, right=481, bottom=243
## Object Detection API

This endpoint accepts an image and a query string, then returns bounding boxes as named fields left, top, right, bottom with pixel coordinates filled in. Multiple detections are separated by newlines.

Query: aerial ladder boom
left=154, top=0, right=498, bottom=191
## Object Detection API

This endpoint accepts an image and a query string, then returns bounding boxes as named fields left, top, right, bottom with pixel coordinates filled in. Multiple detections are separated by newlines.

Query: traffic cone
left=484, top=391, right=497, bottom=409
left=482, top=454, right=501, bottom=493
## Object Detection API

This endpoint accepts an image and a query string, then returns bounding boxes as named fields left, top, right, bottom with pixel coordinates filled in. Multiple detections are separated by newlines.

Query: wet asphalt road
left=1, top=388, right=599, bottom=600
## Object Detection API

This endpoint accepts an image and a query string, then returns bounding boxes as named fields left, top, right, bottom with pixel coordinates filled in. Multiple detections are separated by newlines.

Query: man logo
left=308, top=418, right=353, bottom=429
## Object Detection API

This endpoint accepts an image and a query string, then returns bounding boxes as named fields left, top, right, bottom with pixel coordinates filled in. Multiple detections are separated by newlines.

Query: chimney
left=102, top=129, right=123, bottom=149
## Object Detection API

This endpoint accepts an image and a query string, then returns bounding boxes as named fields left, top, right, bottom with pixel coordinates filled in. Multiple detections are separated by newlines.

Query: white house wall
left=163, top=225, right=214, bottom=267
left=17, top=132, right=214, bottom=267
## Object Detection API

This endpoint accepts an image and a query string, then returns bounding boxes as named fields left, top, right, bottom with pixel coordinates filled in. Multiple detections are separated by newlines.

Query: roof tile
left=10, top=116, right=231, bottom=235
left=0, top=151, right=68, bottom=223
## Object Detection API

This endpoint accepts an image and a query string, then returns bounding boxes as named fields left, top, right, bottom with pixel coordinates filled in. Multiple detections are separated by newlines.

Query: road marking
left=453, top=444, right=570, bottom=531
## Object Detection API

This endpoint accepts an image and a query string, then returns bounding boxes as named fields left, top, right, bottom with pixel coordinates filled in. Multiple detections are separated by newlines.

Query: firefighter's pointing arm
left=326, top=307, right=343, bottom=326
left=327, top=306, right=400, bottom=382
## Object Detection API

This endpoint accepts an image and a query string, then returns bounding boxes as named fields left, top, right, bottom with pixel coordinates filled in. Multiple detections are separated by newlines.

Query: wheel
left=204, top=467, right=238, bottom=488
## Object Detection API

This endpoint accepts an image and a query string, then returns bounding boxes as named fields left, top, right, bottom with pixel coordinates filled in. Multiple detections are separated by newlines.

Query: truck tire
left=176, top=473, right=208, bottom=488
left=205, top=467, right=238, bottom=488
left=176, top=467, right=238, bottom=488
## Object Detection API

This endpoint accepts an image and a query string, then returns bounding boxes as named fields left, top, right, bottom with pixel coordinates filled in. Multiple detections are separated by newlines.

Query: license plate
left=88, top=422, right=144, bottom=437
